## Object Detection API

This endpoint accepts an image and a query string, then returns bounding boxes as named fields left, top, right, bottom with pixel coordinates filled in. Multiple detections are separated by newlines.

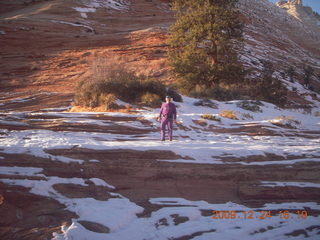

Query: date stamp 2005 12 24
left=211, top=210, right=308, bottom=220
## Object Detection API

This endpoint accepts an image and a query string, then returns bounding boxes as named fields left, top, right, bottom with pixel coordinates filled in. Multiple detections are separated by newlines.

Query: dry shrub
left=271, top=116, right=301, bottom=128
left=236, top=100, right=263, bottom=112
left=194, top=99, right=218, bottom=109
left=140, top=93, right=162, bottom=107
left=100, top=93, right=118, bottom=110
left=190, top=84, right=242, bottom=101
left=201, top=114, right=221, bottom=122
left=242, top=113, right=254, bottom=120
left=193, top=119, right=208, bottom=126
left=220, top=110, right=238, bottom=120
left=74, top=56, right=167, bottom=108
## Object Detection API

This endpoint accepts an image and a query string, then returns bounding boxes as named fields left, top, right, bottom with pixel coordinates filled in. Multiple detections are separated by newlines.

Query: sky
left=268, top=0, right=320, bottom=14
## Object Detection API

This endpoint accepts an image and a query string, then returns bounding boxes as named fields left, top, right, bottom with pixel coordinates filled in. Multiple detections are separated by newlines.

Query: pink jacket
left=159, top=102, right=177, bottom=120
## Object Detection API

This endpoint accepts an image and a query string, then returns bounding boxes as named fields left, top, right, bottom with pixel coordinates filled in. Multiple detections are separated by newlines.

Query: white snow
left=89, top=177, right=115, bottom=189
left=0, top=176, right=87, bottom=197
left=52, top=197, right=320, bottom=240
left=0, top=96, right=36, bottom=104
left=229, top=157, right=320, bottom=166
left=115, top=99, right=130, bottom=107
left=41, top=107, right=71, bottom=111
left=1, top=96, right=319, bottom=166
left=237, top=0, right=320, bottom=109
left=73, top=0, right=129, bottom=17
left=0, top=166, right=44, bottom=176
left=0, top=94, right=319, bottom=239
left=80, top=0, right=129, bottom=10
left=72, top=7, right=96, bottom=18
left=3, top=166, right=318, bottom=240
left=0, top=120, right=29, bottom=126
left=261, top=181, right=320, bottom=188
left=51, top=20, right=95, bottom=33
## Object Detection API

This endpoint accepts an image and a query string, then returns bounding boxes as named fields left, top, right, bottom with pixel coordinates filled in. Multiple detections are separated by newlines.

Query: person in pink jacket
left=158, top=96, right=177, bottom=141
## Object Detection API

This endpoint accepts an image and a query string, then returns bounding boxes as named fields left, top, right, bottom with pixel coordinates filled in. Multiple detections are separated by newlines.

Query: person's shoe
left=161, top=139, right=165, bottom=141
left=169, top=139, right=172, bottom=141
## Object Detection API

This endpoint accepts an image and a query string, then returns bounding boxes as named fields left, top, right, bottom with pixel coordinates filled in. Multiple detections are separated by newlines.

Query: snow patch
left=79, top=0, right=129, bottom=11
left=51, top=20, right=95, bottom=33
left=261, top=181, right=320, bottom=188
left=89, top=178, right=115, bottom=189
left=53, top=197, right=320, bottom=240
left=0, top=166, right=44, bottom=177
left=72, top=7, right=96, bottom=18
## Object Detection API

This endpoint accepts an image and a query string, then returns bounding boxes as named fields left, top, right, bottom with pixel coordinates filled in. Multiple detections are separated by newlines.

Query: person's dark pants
left=160, top=117, right=173, bottom=141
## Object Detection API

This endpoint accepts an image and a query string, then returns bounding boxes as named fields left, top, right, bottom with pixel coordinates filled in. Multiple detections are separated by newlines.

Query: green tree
left=303, top=65, right=314, bottom=87
left=168, top=0, right=244, bottom=92
left=253, top=60, right=287, bottom=106
left=286, top=66, right=295, bottom=83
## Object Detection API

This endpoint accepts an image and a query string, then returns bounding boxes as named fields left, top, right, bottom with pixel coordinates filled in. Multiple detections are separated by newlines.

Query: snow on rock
left=261, top=181, right=320, bottom=188
left=1, top=94, right=320, bottom=239
left=73, top=1, right=129, bottom=18
left=51, top=20, right=95, bottom=33
left=80, top=0, right=129, bottom=10
left=89, top=177, right=115, bottom=189
left=237, top=0, right=320, bottom=105
left=72, top=7, right=96, bottom=18
left=52, top=197, right=320, bottom=240
left=0, top=166, right=44, bottom=177
left=1, top=96, right=319, bottom=166
left=2, top=164, right=319, bottom=239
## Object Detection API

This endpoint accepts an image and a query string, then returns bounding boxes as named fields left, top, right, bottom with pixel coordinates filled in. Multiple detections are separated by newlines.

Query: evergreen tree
left=168, top=0, right=244, bottom=92
left=286, top=66, right=295, bottom=83
left=303, top=65, right=314, bottom=87
left=253, top=61, right=287, bottom=106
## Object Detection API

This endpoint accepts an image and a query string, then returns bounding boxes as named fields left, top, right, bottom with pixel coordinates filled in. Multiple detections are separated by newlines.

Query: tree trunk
left=211, top=44, right=218, bottom=66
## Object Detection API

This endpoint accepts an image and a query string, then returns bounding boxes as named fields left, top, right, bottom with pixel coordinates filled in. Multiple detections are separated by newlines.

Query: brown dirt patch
left=0, top=183, right=77, bottom=240
left=52, top=183, right=115, bottom=200
left=0, top=93, right=73, bottom=112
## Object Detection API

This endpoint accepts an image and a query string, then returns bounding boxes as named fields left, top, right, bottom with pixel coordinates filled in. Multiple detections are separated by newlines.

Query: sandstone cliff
left=0, top=0, right=319, bottom=106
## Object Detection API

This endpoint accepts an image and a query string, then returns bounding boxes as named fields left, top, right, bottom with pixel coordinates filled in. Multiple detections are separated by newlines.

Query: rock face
left=0, top=92, right=320, bottom=239
left=0, top=0, right=174, bottom=93
left=238, top=0, right=320, bottom=105
left=0, top=0, right=319, bottom=103
left=277, top=0, right=319, bottom=24
left=277, top=0, right=302, bottom=6
left=289, top=0, right=302, bottom=5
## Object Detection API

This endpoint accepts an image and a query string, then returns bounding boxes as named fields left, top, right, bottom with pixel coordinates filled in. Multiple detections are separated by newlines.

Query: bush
left=74, top=79, right=107, bottom=108
left=201, top=114, right=221, bottom=122
left=167, top=88, right=183, bottom=102
left=74, top=60, right=167, bottom=108
left=189, top=84, right=243, bottom=101
left=194, top=99, right=218, bottom=109
left=100, top=93, right=117, bottom=110
left=140, top=93, right=162, bottom=107
left=220, top=110, right=238, bottom=120
left=141, top=79, right=167, bottom=100
left=236, top=100, right=263, bottom=112
left=271, top=116, right=301, bottom=129
left=314, top=111, right=320, bottom=117
left=242, top=113, right=253, bottom=120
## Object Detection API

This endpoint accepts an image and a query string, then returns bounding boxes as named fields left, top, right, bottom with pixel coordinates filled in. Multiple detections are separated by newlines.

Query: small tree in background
left=286, top=66, right=295, bottom=83
left=168, top=0, right=245, bottom=94
left=252, top=60, right=287, bottom=106
left=303, top=65, right=314, bottom=87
